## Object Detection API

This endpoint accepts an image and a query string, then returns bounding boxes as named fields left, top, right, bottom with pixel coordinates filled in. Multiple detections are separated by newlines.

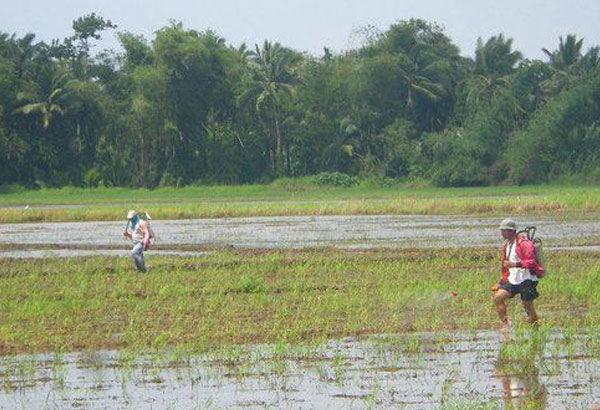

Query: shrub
left=311, top=172, right=358, bottom=187
left=83, top=169, right=102, bottom=188
left=431, top=157, right=491, bottom=187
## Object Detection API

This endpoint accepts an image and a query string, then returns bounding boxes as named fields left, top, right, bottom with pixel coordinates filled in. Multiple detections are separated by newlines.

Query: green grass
left=4, top=183, right=600, bottom=223
left=1, top=248, right=599, bottom=355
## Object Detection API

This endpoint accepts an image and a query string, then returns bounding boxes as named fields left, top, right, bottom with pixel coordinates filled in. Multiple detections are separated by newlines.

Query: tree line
left=1, top=15, right=599, bottom=188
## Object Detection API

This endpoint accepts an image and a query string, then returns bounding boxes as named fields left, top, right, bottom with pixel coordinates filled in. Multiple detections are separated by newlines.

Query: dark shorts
left=499, top=280, right=539, bottom=301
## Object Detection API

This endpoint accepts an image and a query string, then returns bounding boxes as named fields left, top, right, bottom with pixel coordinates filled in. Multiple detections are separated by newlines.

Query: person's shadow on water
left=495, top=332, right=548, bottom=409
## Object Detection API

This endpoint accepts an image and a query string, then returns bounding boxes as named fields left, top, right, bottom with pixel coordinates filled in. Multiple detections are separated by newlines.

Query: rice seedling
left=51, top=353, right=66, bottom=391
left=440, top=397, right=501, bottom=410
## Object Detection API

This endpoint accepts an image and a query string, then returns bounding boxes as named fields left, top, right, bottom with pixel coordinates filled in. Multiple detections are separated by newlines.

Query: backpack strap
left=517, top=226, right=536, bottom=241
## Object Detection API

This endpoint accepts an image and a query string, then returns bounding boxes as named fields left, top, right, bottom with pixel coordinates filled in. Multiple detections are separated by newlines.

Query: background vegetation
left=1, top=15, right=599, bottom=188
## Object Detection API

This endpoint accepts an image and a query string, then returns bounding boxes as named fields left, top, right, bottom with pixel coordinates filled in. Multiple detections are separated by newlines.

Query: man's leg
left=521, top=280, right=539, bottom=325
left=131, top=242, right=147, bottom=272
left=522, top=301, right=538, bottom=324
left=494, top=289, right=512, bottom=329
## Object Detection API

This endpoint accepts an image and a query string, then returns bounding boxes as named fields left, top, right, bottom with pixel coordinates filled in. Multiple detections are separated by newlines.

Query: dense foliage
left=0, top=16, right=599, bottom=187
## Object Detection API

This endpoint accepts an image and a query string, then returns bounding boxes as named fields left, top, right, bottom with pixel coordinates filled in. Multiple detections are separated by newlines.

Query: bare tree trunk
left=285, top=143, right=291, bottom=175
left=139, top=132, right=145, bottom=186
left=274, top=117, right=282, bottom=175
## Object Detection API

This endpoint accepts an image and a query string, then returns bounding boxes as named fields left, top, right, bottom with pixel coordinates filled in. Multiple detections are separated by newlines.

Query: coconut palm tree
left=238, top=40, right=301, bottom=174
left=370, top=19, right=465, bottom=131
left=464, top=34, right=522, bottom=108
left=542, top=34, right=584, bottom=72
left=475, top=34, right=522, bottom=77
left=14, top=68, right=75, bottom=129
left=541, top=34, right=598, bottom=95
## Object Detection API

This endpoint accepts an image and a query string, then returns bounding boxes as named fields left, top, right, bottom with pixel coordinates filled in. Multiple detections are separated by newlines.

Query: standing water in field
left=0, top=330, right=598, bottom=409
left=2, top=214, right=600, bottom=258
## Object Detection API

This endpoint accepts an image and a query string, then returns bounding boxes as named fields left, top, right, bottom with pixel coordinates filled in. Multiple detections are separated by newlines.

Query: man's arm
left=499, top=243, right=510, bottom=282
left=123, top=223, right=132, bottom=239
left=140, top=220, right=151, bottom=249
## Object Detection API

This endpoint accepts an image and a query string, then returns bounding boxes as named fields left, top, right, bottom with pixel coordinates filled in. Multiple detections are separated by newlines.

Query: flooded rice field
left=2, top=214, right=600, bottom=409
left=0, top=330, right=598, bottom=409
left=2, top=214, right=600, bottom=258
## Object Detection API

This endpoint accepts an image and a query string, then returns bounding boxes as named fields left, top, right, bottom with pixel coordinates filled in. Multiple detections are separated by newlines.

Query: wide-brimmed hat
left=126, top=210, right=136, bottom=220
left=499, top=218, right=517, bottom=231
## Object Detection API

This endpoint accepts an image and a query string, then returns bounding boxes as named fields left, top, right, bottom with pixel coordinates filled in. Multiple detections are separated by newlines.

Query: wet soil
left=1, top=214, right=600, bottom=258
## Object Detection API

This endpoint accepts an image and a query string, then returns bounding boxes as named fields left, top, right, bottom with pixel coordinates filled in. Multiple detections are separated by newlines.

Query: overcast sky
left=1, top=0, right=599, bottom=60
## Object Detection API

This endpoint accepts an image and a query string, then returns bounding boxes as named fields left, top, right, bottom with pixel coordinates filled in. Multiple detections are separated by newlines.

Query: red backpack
left=517, top=226, right=545, bottom=278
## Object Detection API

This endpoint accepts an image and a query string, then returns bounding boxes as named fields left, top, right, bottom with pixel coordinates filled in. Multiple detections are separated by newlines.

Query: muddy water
left=0, top=330, right=597, bottom=409
left=2, top=215, right=600, bottom=258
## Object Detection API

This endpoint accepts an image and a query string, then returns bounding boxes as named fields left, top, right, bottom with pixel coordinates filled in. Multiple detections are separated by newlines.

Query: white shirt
left=128, top=219, right=146, bottom=243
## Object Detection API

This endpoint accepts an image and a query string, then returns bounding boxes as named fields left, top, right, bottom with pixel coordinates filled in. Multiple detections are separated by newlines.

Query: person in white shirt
left=492, top=218, right=543, bottom=331
left=123, top=210, right=151, bottom=272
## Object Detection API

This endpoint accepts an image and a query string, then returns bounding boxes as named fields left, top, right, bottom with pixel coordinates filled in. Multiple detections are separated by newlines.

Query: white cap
left=499, top=218, right=517, bottom=231
left=126, top=210, right=136, bottom=220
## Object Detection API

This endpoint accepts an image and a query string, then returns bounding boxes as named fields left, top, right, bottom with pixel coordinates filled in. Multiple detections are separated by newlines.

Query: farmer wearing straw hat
left=492, top=218, right=543, bottom=331
left=123, top=210, right=151, bottom=272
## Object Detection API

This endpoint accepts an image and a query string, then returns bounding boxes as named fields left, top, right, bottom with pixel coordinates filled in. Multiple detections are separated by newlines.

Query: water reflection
left=1, top=330, right=598, bottom=409
left=496, top=333, right=548, bottom=409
